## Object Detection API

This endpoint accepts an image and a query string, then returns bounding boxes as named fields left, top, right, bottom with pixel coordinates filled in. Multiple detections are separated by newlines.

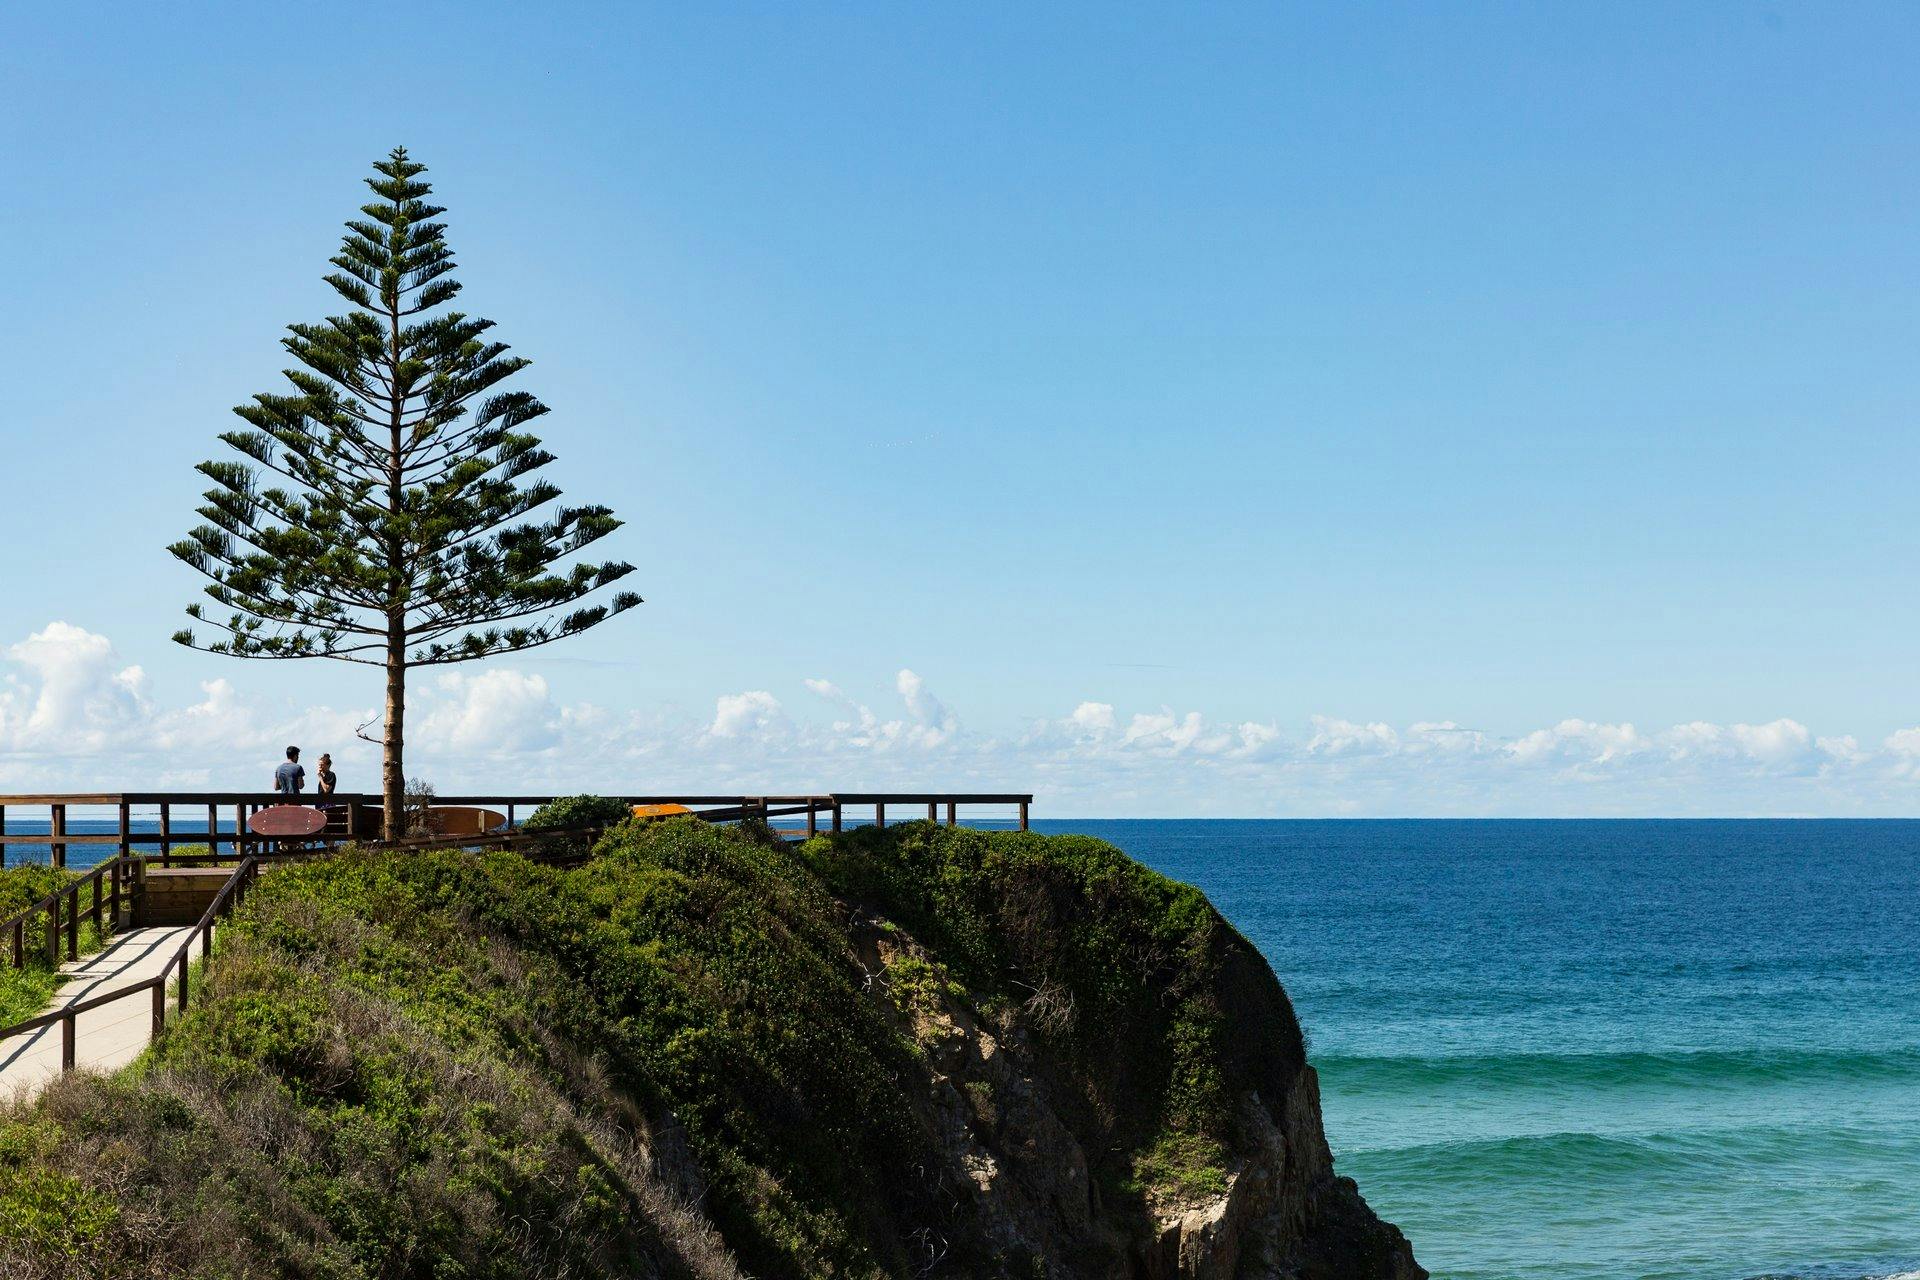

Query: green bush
left=0, top=864, right=71, bottom=918
left=521, top=794, right=633, bottom=831
left=0, top=866, right=85, bottom=1027
left=0, top=821, right=1299, bottom=1275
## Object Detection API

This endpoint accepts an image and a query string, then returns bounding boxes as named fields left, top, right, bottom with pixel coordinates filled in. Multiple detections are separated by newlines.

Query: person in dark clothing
left=273, top=746, right=305, bottom=797
left=315, top=753, right=338, bottom=797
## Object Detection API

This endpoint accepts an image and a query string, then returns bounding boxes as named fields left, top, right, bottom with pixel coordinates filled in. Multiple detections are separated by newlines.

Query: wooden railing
left=0, top=855, right=141, bottom=969
left=0, top=856, right=263, bottom=1075
left=0, top=791, right=1035, bottom=867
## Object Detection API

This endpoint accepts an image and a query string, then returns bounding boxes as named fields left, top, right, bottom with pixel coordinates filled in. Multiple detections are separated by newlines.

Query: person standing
left=274, top=746, right=305, bottom=797
left=315, top=753, right=338, bottom=797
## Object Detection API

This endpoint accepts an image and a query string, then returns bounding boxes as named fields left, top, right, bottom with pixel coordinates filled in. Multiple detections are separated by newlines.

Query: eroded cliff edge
left=0, top=816, right=1420, bottom=1280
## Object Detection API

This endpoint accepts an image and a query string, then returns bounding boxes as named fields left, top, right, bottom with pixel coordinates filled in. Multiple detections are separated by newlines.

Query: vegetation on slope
left=0, top=816, right=1329, bottom=1278
left=0, top=866, right=89, bottom=1028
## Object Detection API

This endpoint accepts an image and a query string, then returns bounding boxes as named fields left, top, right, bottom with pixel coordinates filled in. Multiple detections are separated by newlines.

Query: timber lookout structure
left=0, top=791, right=1036, bottom=868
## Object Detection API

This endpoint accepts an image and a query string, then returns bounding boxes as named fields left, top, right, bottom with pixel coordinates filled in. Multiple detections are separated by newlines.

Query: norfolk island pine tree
left=169, top=148, right=639, bottom=838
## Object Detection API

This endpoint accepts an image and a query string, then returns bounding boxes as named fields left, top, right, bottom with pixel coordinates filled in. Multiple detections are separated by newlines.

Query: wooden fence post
left=927, top=801, right=937, bottom=823
left=0, top=800, right=7, bottom=866
left=946, top=802, right=957, bottom=827
left=118, top=799, right=132, bottom=860
left=66, top=886, right=78, bottom=961
left=49, top=803, right=66, bottom=869
left=1018, top=800, right=1029, bottom=831
left=61, top=1012, right=75, bottom=1072
left=159, top=802, right=172, bottom=858
left=152, top=981, right=166, bottom=1037
left=832, top=802, right=843, bottom=833
left=806, top=803, right=818, bottom=839
left=875, top=802, right=885, bottom=830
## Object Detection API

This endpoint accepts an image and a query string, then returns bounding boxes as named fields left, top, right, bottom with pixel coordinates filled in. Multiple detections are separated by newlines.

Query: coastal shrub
left=0, top=820, right=1308, bottom=1274
left=0, top=864, right=72, bottom=918
left=522, top=793, right=633, bottom=831
left=1, top=843, right=742, bottom=1280
left=0, top=967, right=59, bottom=1032
left=0, top=821, right=950, bottom=1278
left=0, top=866, right=84, bottom=1028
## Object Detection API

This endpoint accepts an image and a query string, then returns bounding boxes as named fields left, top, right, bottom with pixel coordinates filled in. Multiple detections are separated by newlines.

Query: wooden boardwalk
left=0, top=926, right=195, bottom=1101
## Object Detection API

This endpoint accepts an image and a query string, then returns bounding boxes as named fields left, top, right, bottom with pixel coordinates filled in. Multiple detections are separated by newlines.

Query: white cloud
left=1884, top=727, right=1920, bottom=757
left=1069, top=701, right=1116, bottom=735
left=420, top=670, right=561, bottom=754
left=1306, top=716, right=1400, bottom=756
left=1507, top=719, right=1646, bottom=766
left=896, top=669, right=958, bottom=747
left=7, top=619, right=1920, bottom=816
left=1816, top=734, right=1863, bottom=763
left=708, top=690, right=784, bottom=739
left=0, top=622, right=151, bottom=752
left=1726, top=718, right=1814, bottom=769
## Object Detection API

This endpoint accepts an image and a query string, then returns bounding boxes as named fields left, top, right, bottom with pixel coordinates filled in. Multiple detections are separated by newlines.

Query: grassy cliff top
left=0, top=817, right=1325, bottom=1279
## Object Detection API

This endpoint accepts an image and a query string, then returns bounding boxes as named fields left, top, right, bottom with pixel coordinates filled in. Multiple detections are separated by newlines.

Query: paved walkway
left=0, top=926, right=195, bottom=1101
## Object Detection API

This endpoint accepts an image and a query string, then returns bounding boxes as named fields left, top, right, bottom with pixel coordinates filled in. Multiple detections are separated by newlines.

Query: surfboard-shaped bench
left=247, top=805, right=329, bottom=838
left=247, top=805, right=508, bottom=841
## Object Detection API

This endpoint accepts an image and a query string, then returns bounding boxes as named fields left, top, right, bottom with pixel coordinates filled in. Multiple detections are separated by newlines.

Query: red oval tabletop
left=248, top=805, right=330, bottom=837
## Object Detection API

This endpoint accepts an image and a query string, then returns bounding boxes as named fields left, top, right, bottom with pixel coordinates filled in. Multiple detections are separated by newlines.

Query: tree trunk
left=382, top=628, right=406, bottom=840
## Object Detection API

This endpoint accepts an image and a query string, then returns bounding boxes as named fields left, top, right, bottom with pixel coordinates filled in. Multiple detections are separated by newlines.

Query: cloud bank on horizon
left=2, top=620, right=1917, bottom=817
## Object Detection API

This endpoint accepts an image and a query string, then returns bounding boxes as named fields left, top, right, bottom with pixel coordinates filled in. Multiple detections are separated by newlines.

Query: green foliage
left=1, top=823, right=1293, bottom=1274
left=0, top=866, right=106, bottom=1028
left=0, top=967, right=58, bottom=1030
left=522, top=793, right=634, bottom=831
left=880, top=953, right=968, bottom=1024
left=0, top=1119, right=120, bottom=1258
left=1122, top=1131, right=1231, bottom=1206
left=0, top=864, right=72, bottom=917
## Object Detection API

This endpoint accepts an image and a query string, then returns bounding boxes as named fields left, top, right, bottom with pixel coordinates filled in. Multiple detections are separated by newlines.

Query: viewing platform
left=0, top=790, right=1035, bottom=868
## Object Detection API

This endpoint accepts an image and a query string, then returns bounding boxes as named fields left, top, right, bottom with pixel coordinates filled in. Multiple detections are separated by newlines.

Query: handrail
left=0, top=854, right=265, bottom=1076
left=160, top=855, right=259, bottom=1016
left=0, top=790, right=1035, bottom=870
left=0, top=855, right=139, bottom=970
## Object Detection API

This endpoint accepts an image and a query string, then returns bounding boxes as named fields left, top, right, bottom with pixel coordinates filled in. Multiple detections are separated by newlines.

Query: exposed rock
left=857, top=913, right=1424, bottom=1280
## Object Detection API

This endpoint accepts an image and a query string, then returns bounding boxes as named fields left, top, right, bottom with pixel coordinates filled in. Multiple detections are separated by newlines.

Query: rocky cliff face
left=855, top=909, right=1422, bottom=1280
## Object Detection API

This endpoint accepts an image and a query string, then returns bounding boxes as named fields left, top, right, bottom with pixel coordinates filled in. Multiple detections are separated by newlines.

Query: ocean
left=1033, top=819, right=1920, bottom=1280
left=9, top=816, right=1916, bottom=1277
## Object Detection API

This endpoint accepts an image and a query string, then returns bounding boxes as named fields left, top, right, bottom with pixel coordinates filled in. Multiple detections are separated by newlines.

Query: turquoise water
left=1036, top=819, right=1920, bottom=1280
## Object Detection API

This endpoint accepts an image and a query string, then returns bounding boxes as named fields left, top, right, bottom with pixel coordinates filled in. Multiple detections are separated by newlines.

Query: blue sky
left=3, top=4, right=1919, bottom=813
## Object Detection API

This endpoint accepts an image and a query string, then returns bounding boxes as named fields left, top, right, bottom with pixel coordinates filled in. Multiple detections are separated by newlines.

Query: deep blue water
left=1033, top=819, right=1920, bottom=1280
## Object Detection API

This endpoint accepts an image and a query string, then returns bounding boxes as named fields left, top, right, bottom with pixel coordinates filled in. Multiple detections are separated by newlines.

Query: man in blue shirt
left=274, top=746, right=306, bottom=797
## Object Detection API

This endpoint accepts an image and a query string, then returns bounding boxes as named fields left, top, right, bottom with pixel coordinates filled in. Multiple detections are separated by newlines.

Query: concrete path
left=0, top=926, right=195, bottom=1101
